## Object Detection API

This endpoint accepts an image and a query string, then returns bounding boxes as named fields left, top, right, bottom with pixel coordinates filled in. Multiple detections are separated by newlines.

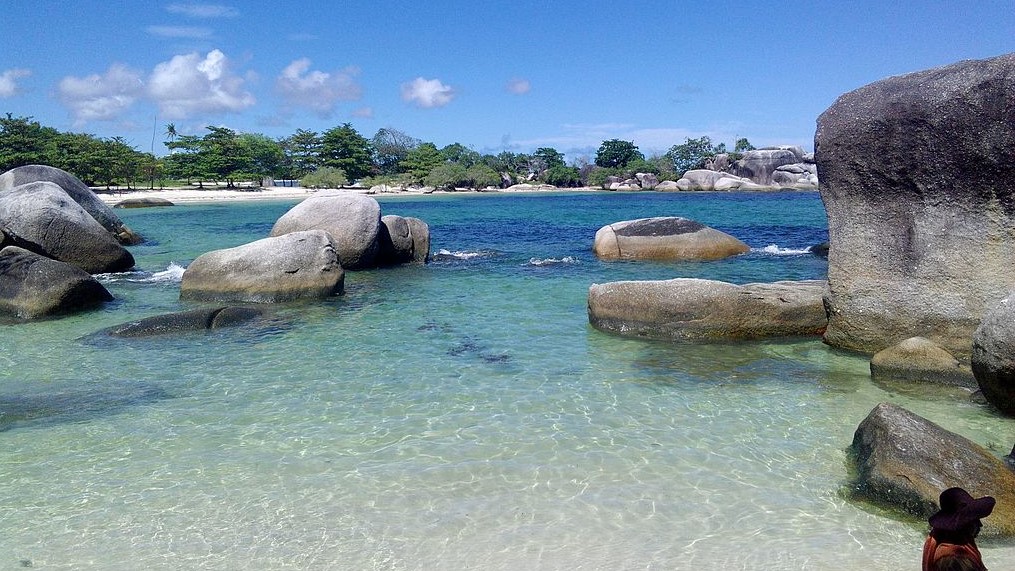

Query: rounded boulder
left=972, top=294, right=1015, bottom=415
left=269, top=193, right=381, bottom=270
left=593, top=217, right=749, bottom=262
left=0, top=246, right=113, bottom=319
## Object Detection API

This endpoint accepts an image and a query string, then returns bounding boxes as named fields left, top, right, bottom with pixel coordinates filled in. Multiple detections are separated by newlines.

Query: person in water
left=922, top=487, right=996, bottom=571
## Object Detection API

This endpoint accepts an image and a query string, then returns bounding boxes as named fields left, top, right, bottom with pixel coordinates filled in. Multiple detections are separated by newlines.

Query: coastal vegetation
left=0, top=113, right=753, bottom=191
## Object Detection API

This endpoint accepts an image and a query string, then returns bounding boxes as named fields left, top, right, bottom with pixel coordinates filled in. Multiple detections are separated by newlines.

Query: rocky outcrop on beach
left=870, top=337, right=974, bottom=386
left=972, top=294, right=1015, bottom=415
left=0, top=181, right=135, bottom=274
left=849, top=402, right=1015, bottom=538
left=587, top=278, right=828, bottom=341
left=180, top=230, right=344, bottom=303
left=0, top=246, right=113, bottom=319
left=103, top=306, right=267, bottom=337
left=593, top=217, right=749, bottom=262
left=0, top=164, right=142, bottom=244
left=377, top=215, right=430, bottom=266
left=112, top=197, right=175, bottom=209
left=672, top=147, right=818, bottom=191
left=816, top=53, right=1015, bottom=359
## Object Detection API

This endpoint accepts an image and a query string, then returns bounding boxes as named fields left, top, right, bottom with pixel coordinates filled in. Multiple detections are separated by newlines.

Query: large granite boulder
left=269, top=193, right=381, bottom=270
left=849, top=402, right=1015, bottom=538
left=0, top=246, right=113, bottom=319
left=593, top=217, right=749, bottom=262
left=0, top=164, right=142, bottom=244
left=675, top=169, right=749, bottom=192
left=180, top=230, right=344, bottom=303
left=870, top=336, right=974, bottom=386
left=588, top=278, right=828, bottom=341
left=112, top=197, right=174, bottom=209
left=377, top=215, right=430, bottom=266
left=104, top=306, right=267, bottom=337
left=816, top=53, right=1015, bottom=358
left=971, top=293, right=1015, bottom=415
left=0, top=181, right=135, bottom=273
left=733, top=148, right=802, bottom=185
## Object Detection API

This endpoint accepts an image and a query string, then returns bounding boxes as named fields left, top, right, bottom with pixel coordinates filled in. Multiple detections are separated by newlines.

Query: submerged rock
left=104, top=306, right=266, bottom=337
left=849, top=402, right=1015, bottom=538
left=593, top=217, right=749, bottom=262
left=816, top=53, right=1015, bottom=358
left=587, top=278, right=827, bottom=341
left=113, top=197, right=175, bottom=209
left=870, top=336, right=974, bottom=386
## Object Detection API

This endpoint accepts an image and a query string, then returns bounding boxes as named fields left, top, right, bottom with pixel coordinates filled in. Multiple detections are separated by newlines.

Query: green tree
left=164, top=134, right=203, bottom=186
left=594, top=139, right=643, bottom=169
left=440, top=142, right=481, bottom=168
left=400, top=142, right=444, bottom=184
left=732, top=137, right=755, bottom=160
left=282, top=129, right=322, bottom=179
left=0, top=114, right=59, bottom=171
left=239, top=133, right=286, bottom=182
left=199, top=126, right=251, bottom=187
left=371, top=127, right=419, bottom=175
left=424, top=163, right=468, bottom=190
left=667, top=136, right=722, bottom=174
left=301, top=166, right=348, bottom=189
left=320, top=123, right=374, bottom=181
left=533, top=147, right=566, bottom=171
left=542, top=165, right=581, bottom=187
left=464, top=164, right=500, bottom=189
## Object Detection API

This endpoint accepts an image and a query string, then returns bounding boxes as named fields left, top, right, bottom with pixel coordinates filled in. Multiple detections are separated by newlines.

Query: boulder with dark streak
left=593, top=217, right=749, bottom=262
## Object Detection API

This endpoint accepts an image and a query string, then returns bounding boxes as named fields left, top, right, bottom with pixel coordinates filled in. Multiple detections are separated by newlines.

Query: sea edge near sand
left=93, top=184, right=604, bottom=206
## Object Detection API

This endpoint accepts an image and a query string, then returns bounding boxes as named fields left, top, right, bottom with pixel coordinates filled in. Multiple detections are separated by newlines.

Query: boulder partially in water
left=593, top=217, right=749, bottom=262
left=587, top=278, right=828, bottom=341
left=972, top=293, right=1015, bottom=415
left=377, top=214, right=430, bottom=266
left=849, top=402, right=1015, bottom=538
left=270, top=193, right=381, bottom=270
left=0, top=164, right=142, bottom=244
left=870, top=336, right=974, bottom=386
left=816, top=53, right=1015, bottom=358
left=112, top=197, right=174, bottom=209
left=180, top=230, right=343, bottom=303
left=0, top=246, right=113, bottom=319
left=0, top=181, right=135, bottom=273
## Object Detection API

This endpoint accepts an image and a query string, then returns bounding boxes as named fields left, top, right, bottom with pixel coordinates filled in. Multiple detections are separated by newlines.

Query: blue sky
left=1, top=1, right=1013, bottom=160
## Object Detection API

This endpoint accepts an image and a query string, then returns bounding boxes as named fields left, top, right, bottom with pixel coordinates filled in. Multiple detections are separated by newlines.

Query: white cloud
left=351, top=106, right=373, bottom=118
left=400, top=77, right=455, bottom=109
left=57, top=64, right=144, bottom=125
left=506, top=78, right=530, bottom=95
left=275, top=58, right=362, bottom=117
left=147, top=25, right=213, bottom=38
left=167, top=3, right=239, bottom=18
left=148, top=49, right=255, bottom=119
left=0, top=68, right=31, bottom=98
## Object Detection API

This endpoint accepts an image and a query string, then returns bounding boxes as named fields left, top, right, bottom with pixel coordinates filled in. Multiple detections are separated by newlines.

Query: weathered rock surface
left=816, top=53, right=1015, bottom=358
left=113, top=197, right=175, bottom=209
left=269, top=193, right=381, bottom=270
left=733, top=148, right=802, bottom=185
left=849, top=402, right=1015, bottom=538
left=0, top=164, right=142, bottom=244
left=0, top=246, right=113, bottom=319
left=104, top=306, right=266, bottom=337
left=180, top=230, right=344, bottom=303
left=377, top=215, right=430, bottom=266
left=0, top=181, right=135, bottom=273
left=972, top=294, right=1015, bottom=415
left=587, top=278, right=828, bottom=341
left=675, top=169, right=749, bottom=192
left=593, top=217, right=750, bottom=262
left=870, top=336, right=974, bottom=386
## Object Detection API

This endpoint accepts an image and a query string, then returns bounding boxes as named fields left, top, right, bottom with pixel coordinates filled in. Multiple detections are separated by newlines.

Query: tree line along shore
left=0, top=113, right=758, bottom=193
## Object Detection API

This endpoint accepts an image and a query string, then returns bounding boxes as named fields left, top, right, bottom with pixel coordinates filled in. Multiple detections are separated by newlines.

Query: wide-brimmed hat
left=929, top=487, right=996, bottom=531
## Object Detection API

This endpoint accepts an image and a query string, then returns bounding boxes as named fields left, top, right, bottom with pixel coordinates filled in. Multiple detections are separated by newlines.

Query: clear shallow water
left=2, top=191, right=1014, bottom=570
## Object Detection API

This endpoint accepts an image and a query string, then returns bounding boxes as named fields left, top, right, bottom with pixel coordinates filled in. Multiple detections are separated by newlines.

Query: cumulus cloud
left=400, top=77, right=455, bottom=109
left=148, top=49, right=255, bottom=119
left=275, top=58, right=362, bottom=117
left=0, top=68, right=31, bottom=98
left=167, top=3, right=239, bottom=18
left=506, top=78, right=530, bottom=95
left=147, top=25, right=214, bottom=38
left=57, top=64, right=144, bottom=124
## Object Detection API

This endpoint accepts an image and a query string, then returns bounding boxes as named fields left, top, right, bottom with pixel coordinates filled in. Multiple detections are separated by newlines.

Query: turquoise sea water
left=2, top=191, right=1014, bottom=570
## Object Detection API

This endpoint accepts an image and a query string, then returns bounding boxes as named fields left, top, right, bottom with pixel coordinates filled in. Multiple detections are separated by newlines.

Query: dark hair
left=933, top=554, right=980, bottom=571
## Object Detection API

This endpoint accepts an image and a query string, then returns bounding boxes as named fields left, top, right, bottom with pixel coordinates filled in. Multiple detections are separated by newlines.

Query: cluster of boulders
left=0, top=165, right=431, bottom=325
left=586, top=52, right=1015, bottom=535
left=673, top=147, right=819, bottom=192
